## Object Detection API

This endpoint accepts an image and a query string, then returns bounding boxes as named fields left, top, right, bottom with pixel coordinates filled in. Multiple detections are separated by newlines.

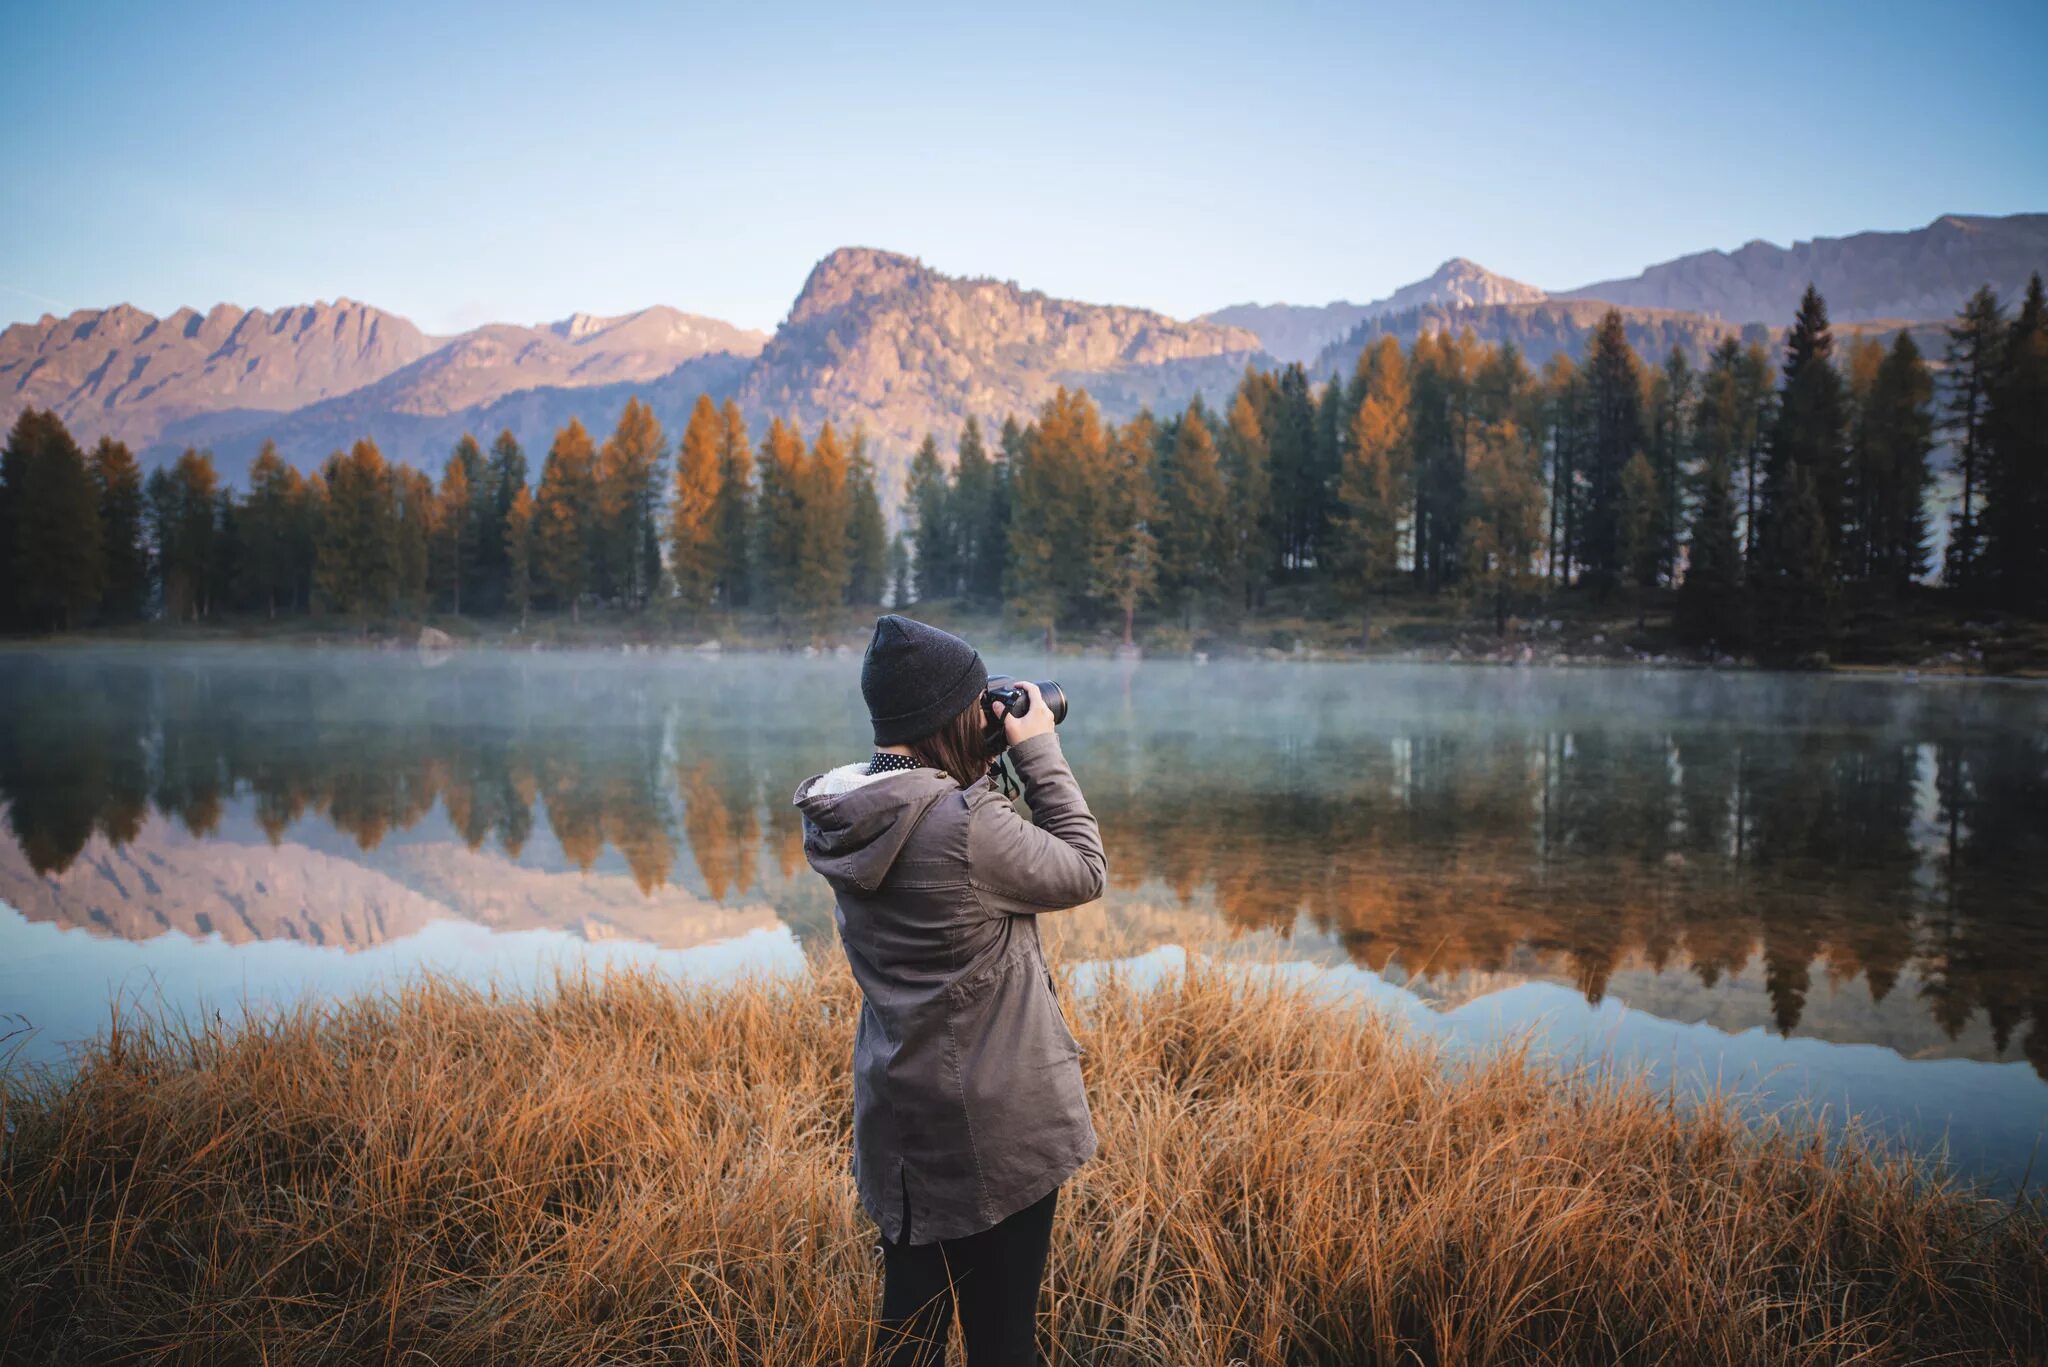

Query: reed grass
left=3, top=954, right=2042, bottom=1365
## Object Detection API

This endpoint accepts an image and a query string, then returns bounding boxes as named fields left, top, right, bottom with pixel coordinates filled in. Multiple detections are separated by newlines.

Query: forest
left=3, top=279, right=2044, bottom=665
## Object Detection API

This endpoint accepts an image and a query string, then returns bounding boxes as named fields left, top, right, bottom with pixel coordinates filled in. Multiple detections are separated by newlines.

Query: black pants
left=876, top=1186, right=1058, bottom=1367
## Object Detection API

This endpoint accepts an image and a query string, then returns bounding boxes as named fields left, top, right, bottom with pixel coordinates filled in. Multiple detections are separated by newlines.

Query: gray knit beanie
left=861, top=614, right=988, bottom=745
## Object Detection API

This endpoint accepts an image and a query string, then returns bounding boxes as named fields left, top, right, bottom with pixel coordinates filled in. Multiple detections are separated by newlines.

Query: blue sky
left=3, top=0, right=2043, bottom=335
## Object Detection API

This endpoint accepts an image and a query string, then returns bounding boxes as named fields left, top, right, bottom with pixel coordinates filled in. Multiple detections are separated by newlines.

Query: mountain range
left=2, top=212, right=2041, bottom=496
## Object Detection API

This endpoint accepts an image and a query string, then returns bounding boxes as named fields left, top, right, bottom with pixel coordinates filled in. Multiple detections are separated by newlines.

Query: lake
left=2, top=646, right=2043, bottom=1190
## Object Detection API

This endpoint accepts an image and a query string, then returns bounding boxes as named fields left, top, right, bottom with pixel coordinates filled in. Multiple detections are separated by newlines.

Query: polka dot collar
left=865, top=752, right=921, bottom=776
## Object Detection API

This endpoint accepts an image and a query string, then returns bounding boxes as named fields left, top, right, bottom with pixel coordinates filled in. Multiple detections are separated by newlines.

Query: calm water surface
left=3, top=647, right=2043, bottom=1188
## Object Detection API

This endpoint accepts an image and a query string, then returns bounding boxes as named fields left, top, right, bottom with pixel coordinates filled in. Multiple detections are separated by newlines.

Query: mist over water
left=2, top=647, right=2043, bottom=1187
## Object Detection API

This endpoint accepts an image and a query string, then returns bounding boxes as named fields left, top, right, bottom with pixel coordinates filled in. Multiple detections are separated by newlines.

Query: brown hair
left=907, top=698, right=991, bottom=789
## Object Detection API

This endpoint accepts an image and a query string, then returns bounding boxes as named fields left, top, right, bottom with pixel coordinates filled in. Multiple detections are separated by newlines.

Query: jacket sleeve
left=966, top=731, right=1107, bottom=914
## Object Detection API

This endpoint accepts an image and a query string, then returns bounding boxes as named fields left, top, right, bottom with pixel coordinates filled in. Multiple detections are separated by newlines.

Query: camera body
left=981, top=675, right=1069, bottom=755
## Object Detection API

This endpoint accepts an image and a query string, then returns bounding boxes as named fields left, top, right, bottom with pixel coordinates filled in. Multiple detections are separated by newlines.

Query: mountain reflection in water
left=2, top=647, right=2044, bottom=1180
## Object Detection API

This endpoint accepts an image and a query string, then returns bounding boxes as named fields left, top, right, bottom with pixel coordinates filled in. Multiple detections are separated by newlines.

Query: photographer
left=794, top=614, right=1103, bottom=1367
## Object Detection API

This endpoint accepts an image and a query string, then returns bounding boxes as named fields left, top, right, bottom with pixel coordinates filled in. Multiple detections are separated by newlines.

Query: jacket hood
left=794, top=762, right=961, bottom=893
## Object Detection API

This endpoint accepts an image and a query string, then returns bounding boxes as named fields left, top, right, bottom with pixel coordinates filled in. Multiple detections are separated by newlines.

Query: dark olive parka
left=793, top=731, right=1105, bottom=1244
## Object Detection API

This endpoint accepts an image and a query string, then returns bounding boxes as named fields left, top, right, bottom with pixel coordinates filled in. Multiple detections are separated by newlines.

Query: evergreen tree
left=1155, top=400, right=1232, bottom=626
left=394, top=464, right=434, bottom=612
left=1942, top=285, right=2006, bottom=593
left=89, top=436, right=149, bottom=622
left=1409, top=331, right=1474, bottom=590
left=1842, top=335, right=1888, bottom=583
left=0, top=410, right=26, bottom=632
left=888, top=530, right=912, bottom=609
left=793, top=421, right=852, bottom=627
left=241, top=440, right=300, bottom=618
left=1736, top=341, right=1775, bottom=562
left=1755, top=287, right=1847, bottom=657
left=535, top=418, right=598, bottom=621
left=1676, top=411, right=1745, bottom=653
left=8, top=409, right=102, bottom=630
left=1983, top=273, right=2048, bottom=613
left=1861, top=333, right=1936, bottom=595
left=1617, top=451, right=1660, bottom=628
left=751, top=417, right=806, bottom=618
left=446, top=434, right=488, bottom=610
left=1646, top=347, right=1693, bottom=585
left=432, top=448, right=474, bottom=614
left=315, top=439, right=397, bottom=624
left=669, top=393, right=723, bottom=616
left=595, top=397, right=665, bottom=607
left=1007, top=388, right=1108, bottom=647
left=481, top=430, right=527, bottom=613
left=1094, top=411, right=1159, bottom=646
left=954, top=418, right=1004, bottom=604
left=1579, top=310, right=1645, bottom=591
left=1267, top=363, right=1320, bottom=572
left=1539, top=353, right=1584, bottom=584
left=713, top=400, right=753, bottom=608
left=1331, top=335, right=1412, bottom=637
left=505, top=483, right=536, bottom=628
left=845, top=429, right=889, bottom=606
left=1461, top=420, right=1545, bottom=635
left=1221, top=385, right=1273, bottom=611
left=906, top=433, right=956, bottom=600
left=158, top=449, right=221, bottom=621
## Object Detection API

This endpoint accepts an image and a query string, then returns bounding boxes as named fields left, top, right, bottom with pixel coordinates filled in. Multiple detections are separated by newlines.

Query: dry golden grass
left=2, top=955, right=2043, bottom=1365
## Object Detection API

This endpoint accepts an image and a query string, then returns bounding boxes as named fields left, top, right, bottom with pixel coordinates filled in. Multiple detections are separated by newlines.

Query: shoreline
left=3, top=962, right=2042, bottom=1364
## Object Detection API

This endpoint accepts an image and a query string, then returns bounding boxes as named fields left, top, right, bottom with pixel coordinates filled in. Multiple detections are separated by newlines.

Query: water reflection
left=2, top=651, right=2043, bottom=1090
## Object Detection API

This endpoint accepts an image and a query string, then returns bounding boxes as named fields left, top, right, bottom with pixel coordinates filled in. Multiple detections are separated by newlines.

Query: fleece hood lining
left=807, top=760, right=921, bottom=798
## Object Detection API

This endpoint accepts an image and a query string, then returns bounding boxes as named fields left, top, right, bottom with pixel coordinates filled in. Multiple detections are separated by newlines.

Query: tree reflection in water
left=1, top=650, right=2042, bottom=1075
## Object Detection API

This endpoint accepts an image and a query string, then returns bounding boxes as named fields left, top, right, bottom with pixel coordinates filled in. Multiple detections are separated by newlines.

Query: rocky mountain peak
left=786, top=246, right=933, bottom=327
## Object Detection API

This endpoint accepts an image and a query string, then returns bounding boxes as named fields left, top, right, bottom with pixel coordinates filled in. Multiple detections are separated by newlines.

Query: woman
left=794, top=614, right=1105, bottom=1366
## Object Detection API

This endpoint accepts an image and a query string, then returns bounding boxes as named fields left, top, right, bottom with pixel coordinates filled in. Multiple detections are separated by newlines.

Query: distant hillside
left=1559, top=213, right=2048, bottom=324
left=1311, top=298, right=1762, bottom=378
left=741, top=248, right=1264, bottom=469
left=0, top=299, right=435, bottom=450
left=1207, top=258, right=1545, bottom=366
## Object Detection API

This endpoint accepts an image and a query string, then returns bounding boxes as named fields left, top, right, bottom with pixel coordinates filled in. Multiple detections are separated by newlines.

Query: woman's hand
left=994, top=680, right=1057, bottom=746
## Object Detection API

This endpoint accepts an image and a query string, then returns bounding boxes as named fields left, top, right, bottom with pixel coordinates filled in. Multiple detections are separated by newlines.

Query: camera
left=982, top=675, right=1068, bottom=754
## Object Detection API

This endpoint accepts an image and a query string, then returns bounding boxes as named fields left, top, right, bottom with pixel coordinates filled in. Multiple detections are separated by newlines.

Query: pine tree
left=1646, top=347, right=1693, bottom=585
left=1462, top=421, right=1545, bottom=635
left=1736, top=341, right=1775, bottom=562
left=242, top=440, right=300, bottom=618
left=596, top=397, right=665, bottom=607
left=505, top=483, right=536, bottom=628
left=446, top=434, right=487, bottom=610
left=1618, top=451, right=1660, bottom=628
left=1331, top=335, right=1412, bottom=638
left=845, top=429, right=888, bottom=606
left=793, top=421, right=852, bottom=628
left=8, top=409, right=102, bottom=630
left=1155, top=400, right=1232, bottom=626
left=1008, top=388, right=1109, bottom=647
left=1843, top=335, right=1888, bottom=583
left=433, top=448, right=474, bottom=614
left=1676, top=411, right=1745, bottom=653
left=1094, top=412, right=1159, bottom=646
left=0, top=410, right=26, bottom=632
left=158, top=449, right=221, bottom=621
left=954, top=418, right=1003, bottom=604
left=394, top=464, right=435, bottom=613
left=751, top=417, right=806, bottom=618
left=1409, top=331, right=1475, bottom=590
left=906, top=433, right=956, bottom=600
left=1540, top=353, right=1585, bottom=584
left=713, top=400, right=752, bottom=608
left=1579, top=310, right=1645, bottom=591
left=670, top=393, right=723, bottom=616
left=535, top=418, right=598, bottom=621
left=888, top=531, right=912, bottom=609
left=480, top=430, right=527, bottom=613
left=1221, top=385, right=1273, bottom=611
left=315, top=439, right=397, bottom=625
left=1942, top=285, right=2005, bottom=593
left=1982, top=273, right=2048, bottom=613
left=89, top=437, right=149, bottom=621
left=1862, top=332, right=1935, bottom=596
left=1755, top=286, right=1847, bottom=657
